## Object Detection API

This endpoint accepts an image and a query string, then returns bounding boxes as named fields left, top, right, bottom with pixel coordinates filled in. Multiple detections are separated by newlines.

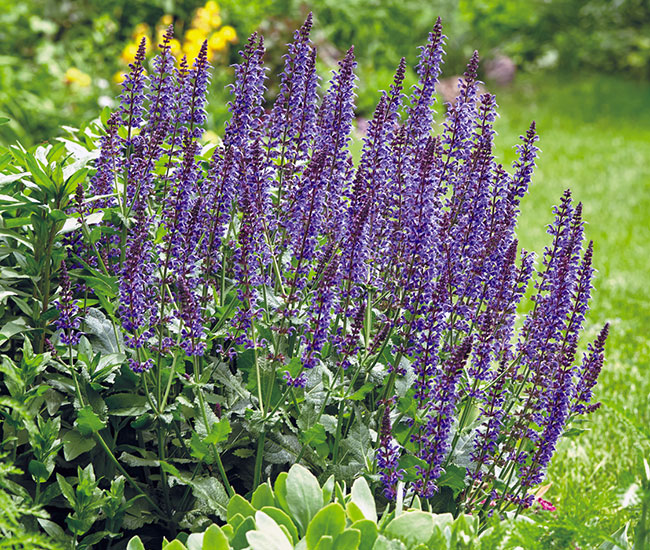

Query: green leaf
left=322, top=475, right=335, bottom=505
left=251, top=483, right=275, bottom=510
left=105, top=393, right=150, bottom=416
left=56, top=473, right=76, bottom=507
left=351, top=519, right=378, bottom=550
left=231, top=516, right=256, bottom=550
left=348, top=382, right=375, bottom=401
left=62, top=429, right=96, bottom=461
left=204, top=418, right=232, bottom=445
left=127, top=536, right=146, bottom=550
left=190, top=476, right=229, bottom=520
left=301, top=423, right=327, bottom=447
left=598, top=523, right=630, bottom=550
left=384, top=512, right=434, bottom=547
left=306, top=503, right=346, bottom=550
left=334, top=529, right=361, bottom=550
left=246, top=511, right=293, bottom=550
left=159, top=461, right=182, bottom=478
left=186, top=532, right=204, bottom=550
left=203, top=524, right=230, bottom=550
left=437, top=464, right=466, bottom=498
left=228, top=494, right=256, bottom=521
left=37, top=518, right=66, bottom=539
left=0, top=117, right=10, bottom=125
left=350, top=477, right=377, bottom=523
left=162, top=541, right=188, bottom=550
left=285, top=464, right=323, bottom=535
left=190, top=432, right=211, bottom=462
left=75, top=406, right=106, bottom=436
left=314, top=536, right=334, bottom=550
left=260, top=506, right=300, bottom=545
left=28, top=459, right=52, bottom=482
left=274, top=471, right=290, bottom=513
left=396, top=454, right=428, bottom=483
left=371, top=535, right=407, bottom=550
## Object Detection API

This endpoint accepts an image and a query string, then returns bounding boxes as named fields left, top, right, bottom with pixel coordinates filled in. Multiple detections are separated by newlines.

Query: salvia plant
left=0, top=14, right=608, bottom=546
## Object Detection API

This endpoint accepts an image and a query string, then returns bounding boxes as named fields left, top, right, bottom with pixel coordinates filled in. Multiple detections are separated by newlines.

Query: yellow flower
left=183, top=40, right=204, bottom=60
left=64, top=67, right=91, bottom=87
left=185, top=28, right=207, bottom=44
left=205, top=1, right=220, bottom=15
left=113, top=71, right=126, bottom=84
left=169, top=38, right=182, bottom=57
left=193, top=8, right=212, bottom=33
left=219, top=25, right=237, bottom=43
left=132, top=23, right=150, bottom=40
left=160, top=14, right=173, bottom=26
left=208, top=33, right=226, bottom=53
left=121, top=42, right=140, bottom=64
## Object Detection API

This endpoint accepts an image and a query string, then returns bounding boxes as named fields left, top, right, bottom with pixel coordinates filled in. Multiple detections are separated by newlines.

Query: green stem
left=253, top=430, right=266, bottom=490
left=194, top=356, right=234, bottom=497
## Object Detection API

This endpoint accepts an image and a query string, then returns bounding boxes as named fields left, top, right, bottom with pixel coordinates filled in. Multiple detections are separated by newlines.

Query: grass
left=490, top=72, right=650, bottom=548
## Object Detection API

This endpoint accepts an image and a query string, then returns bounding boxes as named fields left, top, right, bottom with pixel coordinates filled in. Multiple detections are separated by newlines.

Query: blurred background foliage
left=2, top=0, right=649, bottom=146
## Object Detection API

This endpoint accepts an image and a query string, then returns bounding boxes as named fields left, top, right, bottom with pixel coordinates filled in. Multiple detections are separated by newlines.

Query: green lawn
left=492, top=73, right=650, bottom=547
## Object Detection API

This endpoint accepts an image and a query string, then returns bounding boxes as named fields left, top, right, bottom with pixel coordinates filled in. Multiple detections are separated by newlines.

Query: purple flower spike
left=119, top=37, right=148, bottom=134
left=414, top=336, right=473, bottom=497
left=377, top=404, right=405, bottom=501
left=573, top=323, right=609, bottom=414
left=54, top=260, right=80, bottom=345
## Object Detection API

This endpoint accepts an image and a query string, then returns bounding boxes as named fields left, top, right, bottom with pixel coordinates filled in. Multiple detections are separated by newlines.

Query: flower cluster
left=116, top=2, right=236, bottom=84
left=71, top=15, right=607, bottom=514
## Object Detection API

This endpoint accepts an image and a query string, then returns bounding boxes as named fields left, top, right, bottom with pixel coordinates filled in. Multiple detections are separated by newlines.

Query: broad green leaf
left=334, top=529, right=361, bottom=550
left=251, top=482, right=275, bottom=510
left=75, top=406, right=106, bottom=436
left=204, top=418, right=232, bottom=445
left=105, top=393, right=150, bottom=416
left=300, top=423, right=326, bottom=447
left=437, top=465, right=466, bottom=498
left=186, top=532, right=204, bottom=550
left=322, top=475, right=335, bottom=505
left=28, top=459, right=52, bottom=482
left=56, top=474, right=76, bottom=507
left=162, top=541, right=188, bottom=550
left=305, top=503, right=346, bottom=550
left=126, top=536, right=146, bottom=550
left=246, top=511, right=293, bottom=550
left=62, top=429, right=96, bottom=461
left=227, top=494, right=256, bottom=521
left=203, top=524, right=230, bottom=550
left=384, top=512, right=434, bottom=547
left=231, top=516, right=255, bottom=550
left=351, top=519, right=378, bottom=550
left=274, top=471, right=290, bottom=513
left=285, top=464, right=323, bottom=535
left=350, top=477, right=377, bottom=523
left=348, top=382, right=375, bottom=401
left=37, top=518, right=66, bottom=539
left=313, top=536, right=334, bottom=550
left=371, top=535, right=407, bottom=550
left=260, top=506, right=299, bottom=544
left=159, top=461, right=182, bottom=478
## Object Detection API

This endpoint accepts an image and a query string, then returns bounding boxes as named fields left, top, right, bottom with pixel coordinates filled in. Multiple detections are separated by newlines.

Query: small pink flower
left=537, top=497, right=556, bottom=511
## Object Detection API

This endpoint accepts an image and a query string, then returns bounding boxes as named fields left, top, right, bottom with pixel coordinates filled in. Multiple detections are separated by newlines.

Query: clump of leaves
left=127, top=463, right=509, bottom=550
